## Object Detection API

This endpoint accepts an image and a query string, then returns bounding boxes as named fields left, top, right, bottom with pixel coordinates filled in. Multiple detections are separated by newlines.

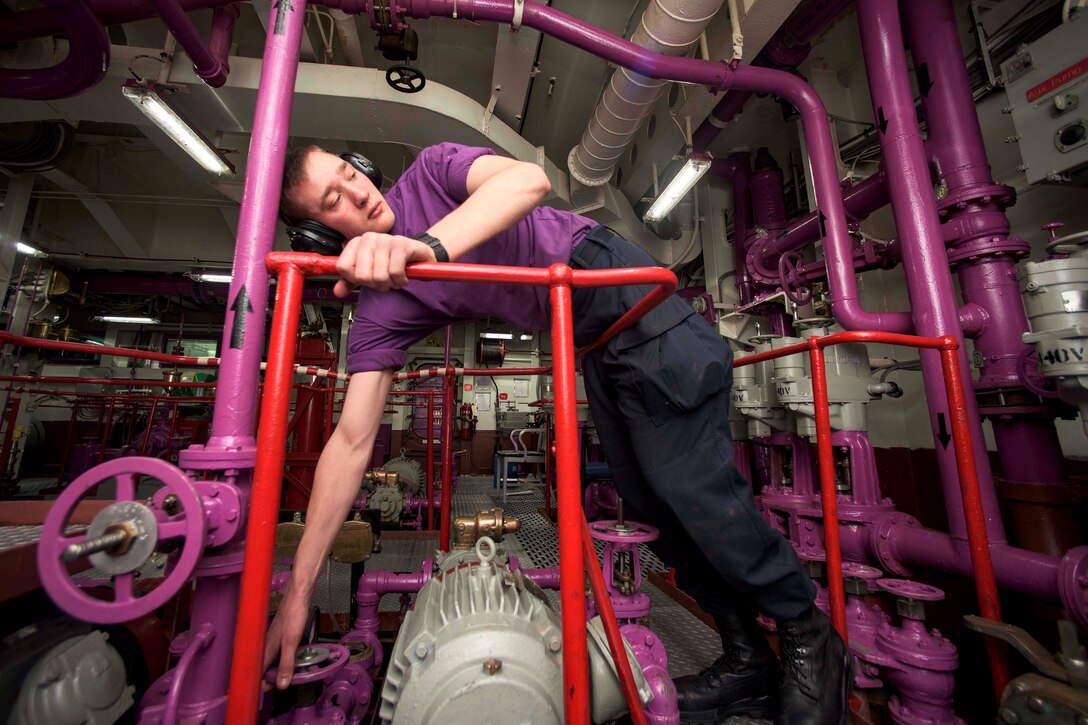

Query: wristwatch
left=413, top=232, right=449, bottom=263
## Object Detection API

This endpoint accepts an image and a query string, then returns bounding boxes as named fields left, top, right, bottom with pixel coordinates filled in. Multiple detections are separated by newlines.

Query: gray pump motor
left=378, top=539, right=651, bottom=724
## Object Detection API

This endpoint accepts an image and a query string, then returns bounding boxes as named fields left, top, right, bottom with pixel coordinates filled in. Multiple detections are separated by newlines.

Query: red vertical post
left=226, top=264, right=306, bottom=724
left=439, top=371, right=455, bottom=550
left=549, top=264, right=589, bottom=725
left=939, top=343, right=1009, bottom=698
left=426, top=391, right=435, bottom=531
left=97, top=397, right=117, bottom=464
left=543, top=412, right=553, bottom=518
left=139, top=396, right=161, bottom=456
left=808, top=341, right=848, bottom=640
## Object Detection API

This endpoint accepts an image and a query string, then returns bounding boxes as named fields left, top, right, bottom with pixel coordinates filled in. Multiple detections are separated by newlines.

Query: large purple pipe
left=856, top=0, right=1003, bottom=541
left=372, top=0, right=909, bottom=332
left=0, top=0, right=238, bottom=42
left=209, top=0, right=306, bottom=443
left=0, top=0, right=109, bottom=101
left=148, top=0, right=230, bottom=87
left=902, top=0, right=1064, bottom=486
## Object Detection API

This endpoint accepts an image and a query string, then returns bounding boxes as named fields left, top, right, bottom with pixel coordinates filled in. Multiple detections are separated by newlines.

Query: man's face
left=290, top=150, right=395, bottom=238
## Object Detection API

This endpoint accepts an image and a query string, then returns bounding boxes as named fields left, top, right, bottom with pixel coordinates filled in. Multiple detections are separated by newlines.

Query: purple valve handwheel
left=841, top=562, right=883, bottom=581
left=265, top=644, right=351, bottom=686
left=37, top=457, right=207, bottom=625
left=876, top=578, right=945, bottom=602
left=588, top=520, right=659, bottom=544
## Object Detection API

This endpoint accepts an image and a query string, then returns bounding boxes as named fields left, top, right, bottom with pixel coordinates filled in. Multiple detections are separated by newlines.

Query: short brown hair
left=280, top=144, right=325, bottom=224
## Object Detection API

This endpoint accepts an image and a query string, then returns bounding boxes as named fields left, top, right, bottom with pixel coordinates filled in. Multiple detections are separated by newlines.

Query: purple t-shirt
left=347, top=143, right=597, bottom=373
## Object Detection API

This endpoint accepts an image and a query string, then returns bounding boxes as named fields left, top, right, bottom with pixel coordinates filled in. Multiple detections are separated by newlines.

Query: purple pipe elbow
left=0, top=0, right=239, bottom=43
left=148, top=0, right=229, bottom=87
left=519, top=566, right=562, bottom=589
left=0, top=0, right=109, bottom=101
left=209, top=4, right=240, bottom=73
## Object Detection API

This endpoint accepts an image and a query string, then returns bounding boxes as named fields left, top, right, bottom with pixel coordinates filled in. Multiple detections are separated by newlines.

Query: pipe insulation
left=329, top=9, right=367, bottom=67
left=568, top=0, right=726, bottom=186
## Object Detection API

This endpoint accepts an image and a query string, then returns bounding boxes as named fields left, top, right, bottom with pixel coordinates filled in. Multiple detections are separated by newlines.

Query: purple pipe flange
left=37, top=457, right=207, bottom=625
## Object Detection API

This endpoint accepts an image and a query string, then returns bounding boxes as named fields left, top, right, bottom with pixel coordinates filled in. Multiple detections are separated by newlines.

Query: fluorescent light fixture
left=643, top=154, right=713, bottom=223
left=122, top=82, right=234, bottom=177
left=192, top=272, right=233, bottom=284
left=82, top=338, right=105, bottom=346
left=94, top=315, right=161, bottom=325
left=520, top=334, right=533, bottom=341
left=482, top=332, right=513, bottom=340
left=16, top=242, right=47, bottom=258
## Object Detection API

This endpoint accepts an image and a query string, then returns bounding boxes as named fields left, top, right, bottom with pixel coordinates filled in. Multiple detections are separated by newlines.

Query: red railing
left=226, top=252, right=676, bottom=725
left=734, top=331, right=1008, bottom=696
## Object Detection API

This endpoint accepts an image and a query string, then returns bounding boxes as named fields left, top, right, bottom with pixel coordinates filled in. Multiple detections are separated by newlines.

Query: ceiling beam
left=490, top=24, right=545, bottom=133
left=40, top=169, right=149, bottom=259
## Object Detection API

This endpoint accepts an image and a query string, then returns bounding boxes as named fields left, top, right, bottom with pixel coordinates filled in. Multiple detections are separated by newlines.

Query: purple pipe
left=856, top=0, right=1003, bottom=541
left=0, top=0, right=108, bottom=101
left=380, top=0, right=911, bottom=333
left=902, top=0, right=1064, bottom=486
left=346, top=566, right=433, bottom=668
left=0, top=0, right=238, bottom=42
left=691, top=0, right=855, bottom=152
left=756, top=166, right=889, bottom=266
left=209, top=4, right=240, bottom=72
left=208, top=0, right=307, bottom=443
left=710, top=152, right=755, bottom=303
left=518, top=566, right=562, bottom=589
left=148, top=0, right=230, bottom=87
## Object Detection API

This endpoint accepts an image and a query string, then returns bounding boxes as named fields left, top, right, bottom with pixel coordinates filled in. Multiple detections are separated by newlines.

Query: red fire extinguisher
left=459, top=403, right=477, bottom=440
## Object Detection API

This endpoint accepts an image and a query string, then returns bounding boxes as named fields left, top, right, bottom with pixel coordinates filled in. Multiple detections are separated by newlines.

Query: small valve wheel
left=37, top=457, right=207, bottom=625
left=778, top=250, right=813, bottom=306
left=1015, top=347, right=1059, bottom=398
left=264, top=644, right=351, bottom=687
left=588, top=520, right=658, bottom=544
left=386, top=65, right=426, bottom=93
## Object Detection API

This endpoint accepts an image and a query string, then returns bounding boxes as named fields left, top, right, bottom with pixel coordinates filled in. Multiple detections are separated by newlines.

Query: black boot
left=674, top=611, right=780, bottom=723
left=775, top=606, right=854, bottom=725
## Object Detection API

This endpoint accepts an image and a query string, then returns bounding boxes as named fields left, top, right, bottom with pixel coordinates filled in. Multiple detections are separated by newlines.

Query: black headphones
left=284, top=152, right=383, bottom=256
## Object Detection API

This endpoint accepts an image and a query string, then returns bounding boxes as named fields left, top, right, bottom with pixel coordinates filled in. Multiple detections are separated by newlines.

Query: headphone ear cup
left=340, top=152, right=383, bottom=189
left=287, top=219, right=345, bottom=256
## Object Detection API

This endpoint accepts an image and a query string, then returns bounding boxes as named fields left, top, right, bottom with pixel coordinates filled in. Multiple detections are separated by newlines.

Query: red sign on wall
left=499, top=392, right=509, bottom=401
left=464, top=383, right=473, bottom=392
left=1026, top=57, right=1088, bottom=102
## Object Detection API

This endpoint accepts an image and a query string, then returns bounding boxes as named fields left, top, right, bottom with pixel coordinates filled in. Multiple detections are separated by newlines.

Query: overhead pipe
left=855, top=0, right=1003, bottom=540
left=567, top=0, right=726, bottom=186
left=208, top=4, right=240, bottom=73
left=0, top=0, right=109, bottom=101
left=902, top=0, right=1066, bottom=489
left=692, top=0, right=855, bottom=152
left=146, top=0, right=230, bottom=87
left=0, top=0, right=238, bottom=43
left=710, top=153, right=756, bottom=303
left=367, top=0, right=914, bottom=332
left=329, top=9, right=368, bottom=66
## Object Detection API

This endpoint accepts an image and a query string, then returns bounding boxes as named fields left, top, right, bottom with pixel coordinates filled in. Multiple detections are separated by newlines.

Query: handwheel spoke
left=115, top=473, right=136, bottom=501
left=113, top=572, right=135, bottom=603
left=158, top=519, right=188, bottom=540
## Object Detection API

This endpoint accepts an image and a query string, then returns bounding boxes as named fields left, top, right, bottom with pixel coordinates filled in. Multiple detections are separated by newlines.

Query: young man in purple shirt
left=266, top=143, right=852, bottom=724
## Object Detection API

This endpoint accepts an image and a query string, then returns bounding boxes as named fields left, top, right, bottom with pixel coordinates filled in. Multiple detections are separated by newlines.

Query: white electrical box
left=1001, top=12, right=1088, bottom=184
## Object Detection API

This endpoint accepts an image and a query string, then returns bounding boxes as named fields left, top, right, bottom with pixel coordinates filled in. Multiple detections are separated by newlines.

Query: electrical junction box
left=1001, top=12, right=1088, bottom=184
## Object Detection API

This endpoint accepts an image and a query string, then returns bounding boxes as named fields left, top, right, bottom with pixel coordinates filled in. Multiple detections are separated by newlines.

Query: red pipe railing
left=227, top=251, right=675, bottom=725
left=734, top=330, right=1008, bottom=695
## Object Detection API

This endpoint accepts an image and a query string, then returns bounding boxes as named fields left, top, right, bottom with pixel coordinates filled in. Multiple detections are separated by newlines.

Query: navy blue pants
left=570, top=226, right=815, bottom=621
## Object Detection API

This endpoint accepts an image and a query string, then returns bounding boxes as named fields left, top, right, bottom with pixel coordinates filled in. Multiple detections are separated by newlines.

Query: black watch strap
left=413, top=232, right=449, bottom=263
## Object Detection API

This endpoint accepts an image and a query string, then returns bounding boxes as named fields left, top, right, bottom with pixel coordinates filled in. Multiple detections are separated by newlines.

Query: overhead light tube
left=481, top=332, right=514, bottom=340
left=94, top=315, right=162, bottom=324
left=192, top=272, right=234, bottom=284
left=16, top=242, right=47, bottom=258
left=122, top=81, right=234, bottom=176
left=643, top=154, right=712, bottom=223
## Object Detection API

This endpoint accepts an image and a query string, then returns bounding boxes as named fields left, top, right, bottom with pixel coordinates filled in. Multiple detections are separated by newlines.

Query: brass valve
left=452, top=507, right=520, bottom=550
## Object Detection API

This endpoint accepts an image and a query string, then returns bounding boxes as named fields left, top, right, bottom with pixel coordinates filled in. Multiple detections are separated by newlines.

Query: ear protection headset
left=284, top=152, right=383, bottom=256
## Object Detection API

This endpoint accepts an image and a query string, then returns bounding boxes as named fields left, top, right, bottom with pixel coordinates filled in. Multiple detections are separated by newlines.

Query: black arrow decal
left=817, top=211, right=827, bottom=239
left=273, top=0, right=293, bottom=35
left=917, top=63, right=934, bottom=98
left=936, top=413, right=951, bottom=450
left=229, top=285, right=253, bottom=350
left=877, top=107, right=889, bottom=135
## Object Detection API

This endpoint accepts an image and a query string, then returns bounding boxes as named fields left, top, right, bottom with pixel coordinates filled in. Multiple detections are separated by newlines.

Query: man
left=265, top=142, right=853, bottom=724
